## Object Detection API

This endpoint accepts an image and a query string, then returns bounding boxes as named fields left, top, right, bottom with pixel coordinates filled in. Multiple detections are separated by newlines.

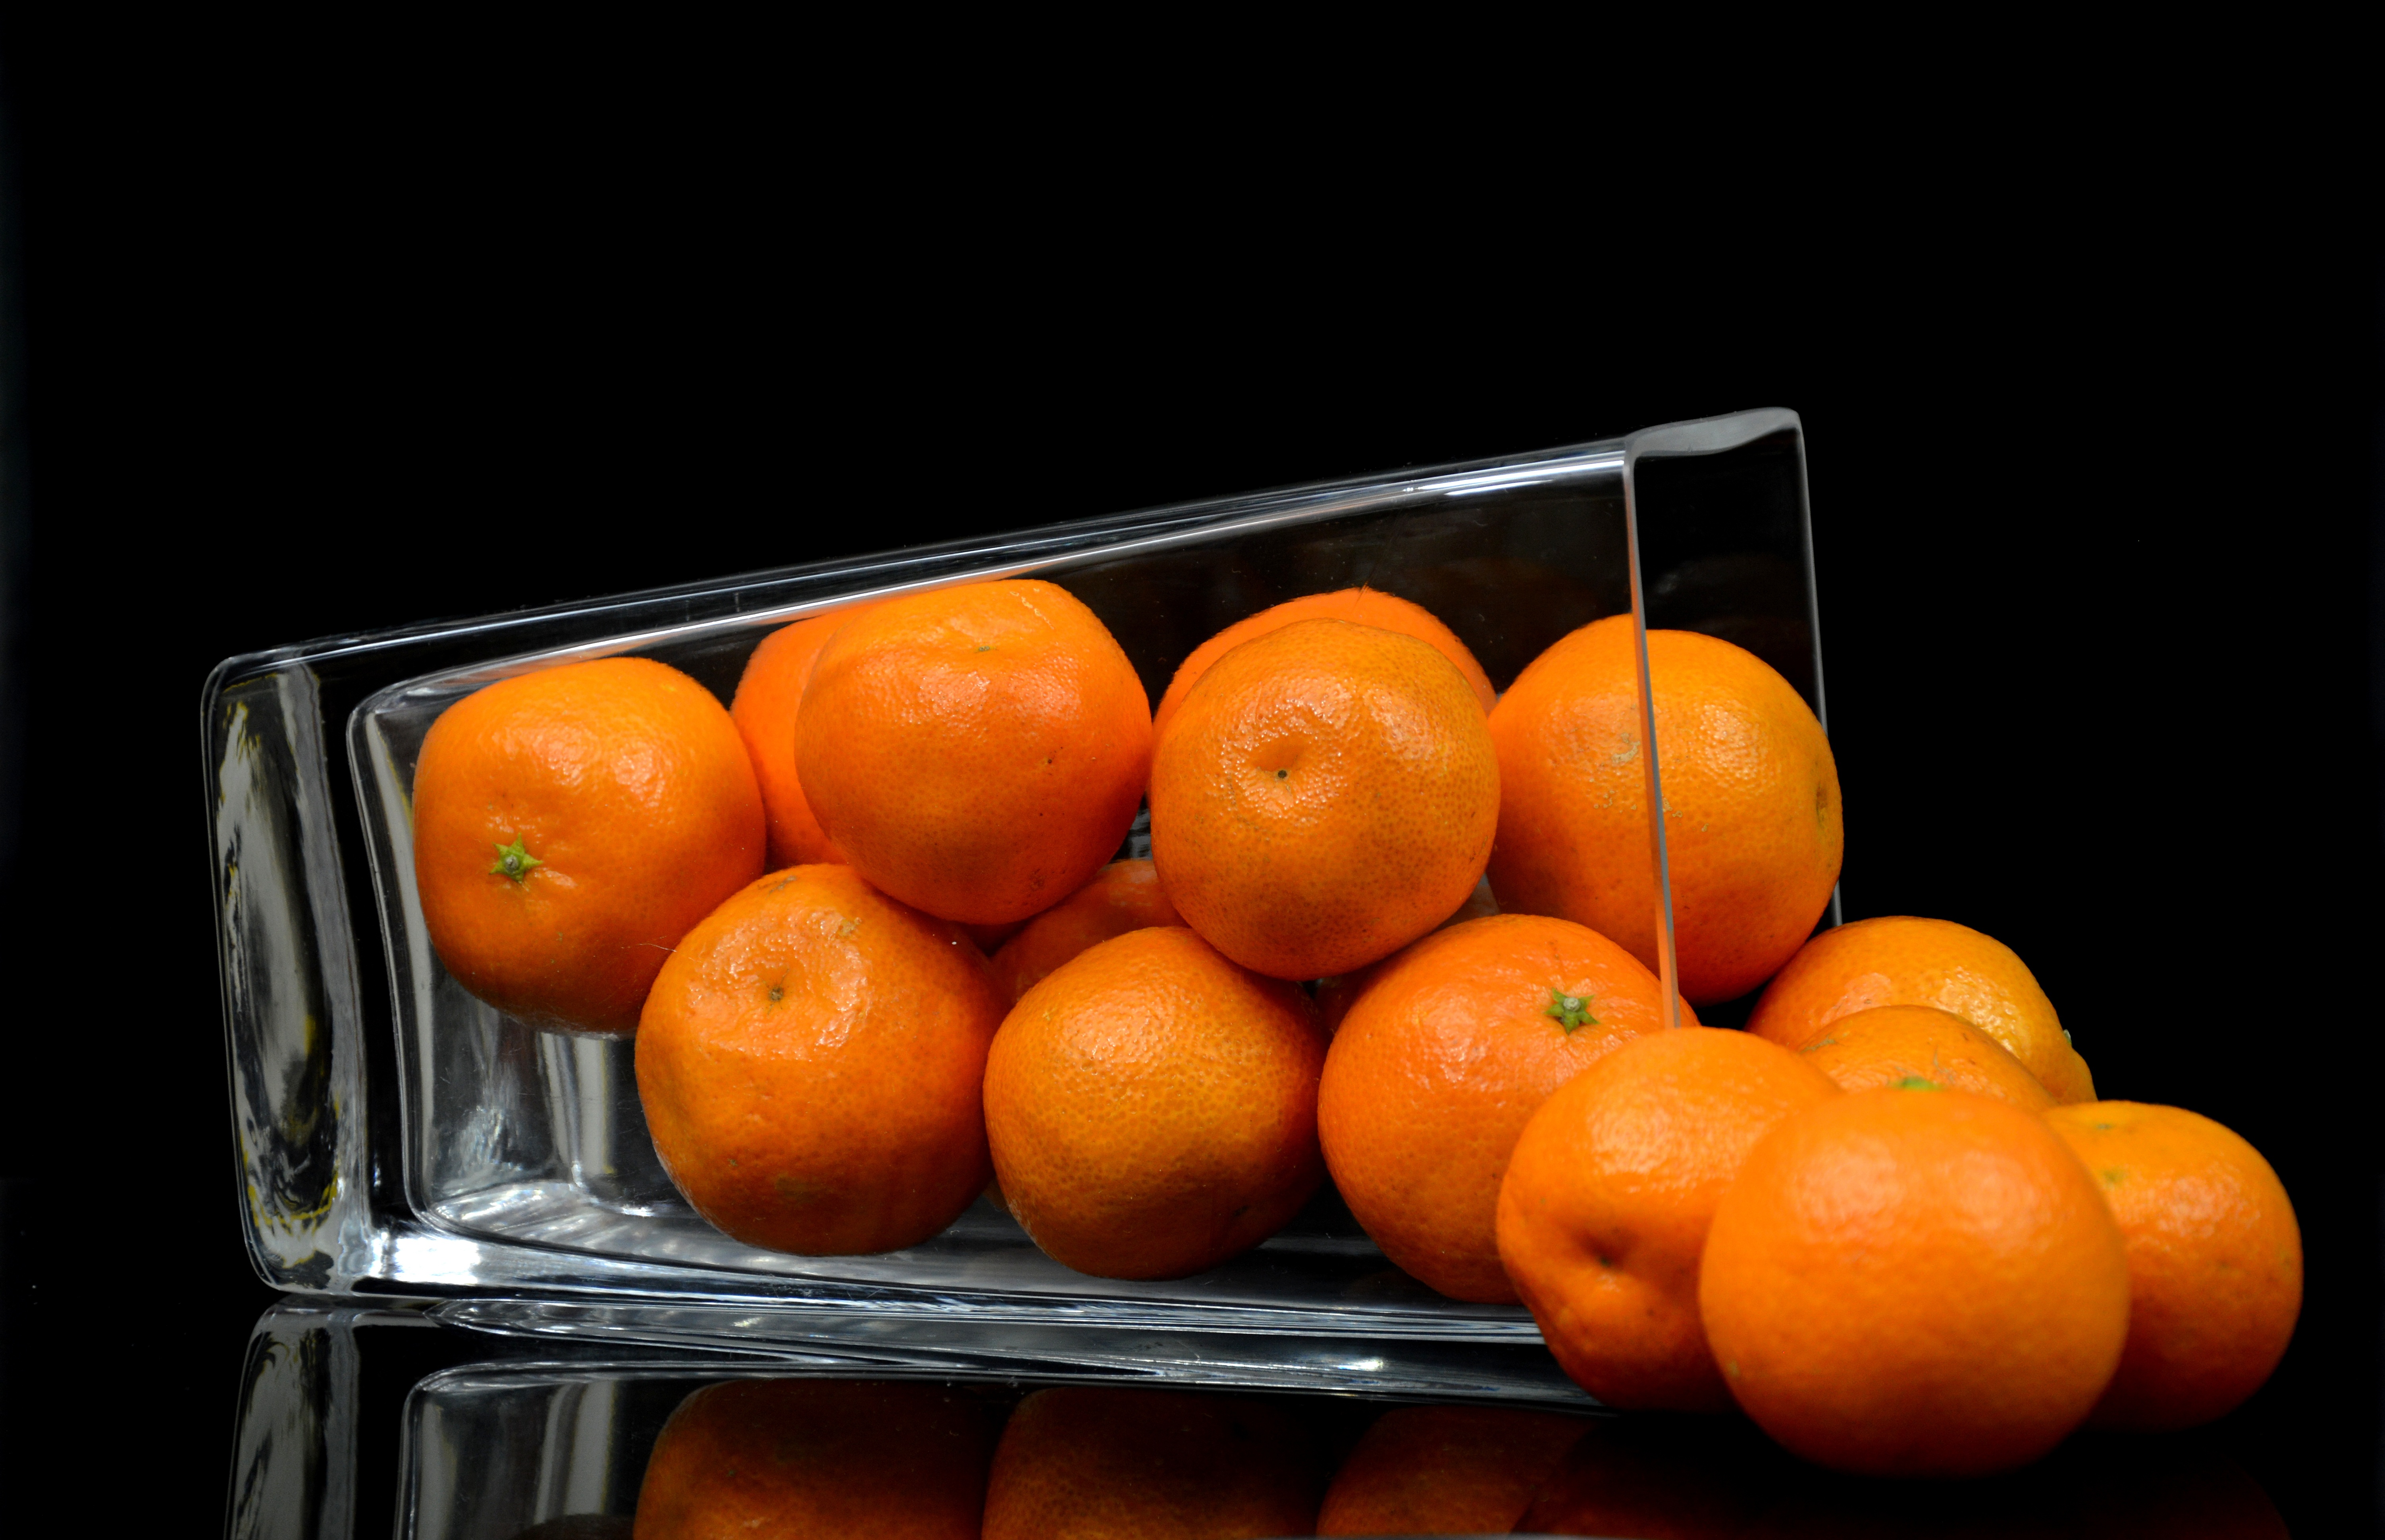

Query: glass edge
left=212, top=411, right=1819, bottom=1333
left=202, top=435, right=1632, bottom=685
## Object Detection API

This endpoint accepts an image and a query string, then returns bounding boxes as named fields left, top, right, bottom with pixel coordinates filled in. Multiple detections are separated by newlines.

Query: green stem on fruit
left=489, top=837, right=544, bottom=884
left=1546, top=989, right=1598, bottom=1032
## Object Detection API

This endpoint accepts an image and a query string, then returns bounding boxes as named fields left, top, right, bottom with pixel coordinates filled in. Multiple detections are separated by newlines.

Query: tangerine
left=634, top=864, right=1007, bottom=1255
left=1486, top=616, right=1841, bottom=1005
left=987, top=858, right=1182, bottom=1003
left=1150, top=586, right=1497, bottom=747
left=795, top=579, right=1151, bottom=926
left=1318, top=914, right=1694, bottom=1303
left=1794, top=1003, right=2056, bottom=1110
left=1150, top=617, right=1499, bottom=980
left=1495, top=1025, right=1842, bottom=1411
left=983, top=926, right=1325, bottom=1279
left=632, top=1377, right=994, bottom=1539
left=1313, top=877, right=1498, bottom=1036
left=411, top=655, right=764, bottom=1036
left=981, top=1387, right=1322, bottom=1540
left=2044, top=1101, right=2302, bottom=1431
left=728, top=603, right=877, bottom=868
left=1699, top=1084, right=2132, bottom=1476
left=1747, top=914, right=2096, bottom=1103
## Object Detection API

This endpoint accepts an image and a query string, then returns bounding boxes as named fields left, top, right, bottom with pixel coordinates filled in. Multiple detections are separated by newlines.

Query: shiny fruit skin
left=988, top=858, right=1182, bottom=1003
left=981, top=1387, right=1322, bottom=1540
left=1699, top=1085, right=2131, bottom=1477
left=1313, top=876, right=1498, bottom=1037
left=983, top=926, right=1326, bottom=1280
left=412, top=655, right=765, bottom=1036
left=728, top=604, right=877, bottom=868
left=1318, top=914, right=1694, bottom=1303
left=1151, top=586, right=1497, bottom=747
left=795, top=579, right=1152, bottom=926
left=1795, top=1003, right=2056, bottom=1110
left=1150, top=617, right=1499, bottom=981
left=1487, top=616, right=1841, bottom=1006
left=634, top=865, right=1007, bottom=1255
left=1747, top=914, right=2096, bottom=1103
left=632, top=1377, right=994, bottom=1539
left=1496, top=1026, right=1842, bottom=1411
left=2044, top=1101, right=2302, bottom=1431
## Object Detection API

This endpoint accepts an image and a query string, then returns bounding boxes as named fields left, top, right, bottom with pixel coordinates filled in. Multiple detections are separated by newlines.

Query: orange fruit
left=1486, top=615, right=1842, bottom=1005
left=1793, top=1003, right=2056, bottom=1110
left=1313, top=877, right=1498, bottom=1036
left=632, top=1377, right=994, bottom=1539
left=2044, top=1101, right=2302, bottom=1431
left=1495, top=1026, right=1842, bottom=1411
left=987, top=858, right=1183, bottom=1002
left=1150, top=585, right=1497, bottom=746
left=795, top=579, right=1151, bottom=926
left=981, top=1387, right=1322, bottom=1540
left=1699, top=1084, right=2132, bottom=1476
left=634, top=864, right=1007, bottom=1255
left=1317, top=914, right=1695, bottom=1302
left=1150, top=617, right=1500, bottom=980
left=411, top=655, right=765, bottom=1036
left=1314, top=1404, right=1587, bottom=1536
left=1747, top=914, right=2096, bottom=1103
left=728, top=603, right=877, bottom=868
left=983, top=926, right=1325, bottom=1279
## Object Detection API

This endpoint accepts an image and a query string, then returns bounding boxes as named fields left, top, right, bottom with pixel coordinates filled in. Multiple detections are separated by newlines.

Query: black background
left=0, top=20, right=2379, bottom=1534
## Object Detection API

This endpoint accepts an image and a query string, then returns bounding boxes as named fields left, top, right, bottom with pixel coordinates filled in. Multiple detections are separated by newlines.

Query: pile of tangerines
left=410, top=578, right=2300, bottom=1483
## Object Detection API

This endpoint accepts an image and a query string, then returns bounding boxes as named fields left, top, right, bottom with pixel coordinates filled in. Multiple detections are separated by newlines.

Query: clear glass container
left=207, top=408, right=1823, bottom=1346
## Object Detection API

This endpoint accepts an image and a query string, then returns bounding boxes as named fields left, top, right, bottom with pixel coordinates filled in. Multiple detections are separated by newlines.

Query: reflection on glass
left=229, top=1303, right=2290, bottom=1538
left=632, top=1378, right=995, bottom=1538
left=1315, top=1403, right=1589, bottom=1535
left=979, top=1387, right=1323, bottom=1539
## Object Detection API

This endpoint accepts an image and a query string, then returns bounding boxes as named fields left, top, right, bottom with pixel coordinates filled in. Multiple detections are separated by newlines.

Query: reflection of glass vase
left=223, top=1294, right=1595, bottom=1538
left=227, top=1296, right=2289, bottom=1538
left=228, top=1301, right=365, bottom=1539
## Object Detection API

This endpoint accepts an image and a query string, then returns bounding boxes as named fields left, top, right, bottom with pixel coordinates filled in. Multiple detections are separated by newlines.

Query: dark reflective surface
left=219, top=1301, right=2305, bottom=1538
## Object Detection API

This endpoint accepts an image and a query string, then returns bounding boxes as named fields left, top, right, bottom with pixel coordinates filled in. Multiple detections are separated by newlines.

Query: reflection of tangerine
left=1497, top=1026, right=1840, bottom=1411
left=988, top=859, right=1182, bottom=1003
left=1794, top=1004, right=2055, bottom=1110
left=1516, top=1416, right=1787, bottom=1538
left=1747, top=915, right=2095, bottom=1103
left=981, top=1387, right=1322, bottom=1540
left=1700, top=1085, right=2131, bottom=1476
left=1487, top=616, right=1841, bottom=1006
left=634, top=865, right=1007, bottom=1255
left=983, top=926, right=1325, bottom=1279
left=2044, top=1101, right=2302, bottom=1431
left=1150, top=586, right=1497, bottom=746
left=796, top=579, right=1151, bottom=926
left=1319, top=914, right=1693, bottom=1303
left=1150, top=618, right=1500, bottom=981
left=1316, top=1404, right=1587, bottom=1536
left=632, top=1377, right=994, bottom=1538
left=412, top=656, right=764, bottom=1036
left=728, top=604, right=877, bottom=868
